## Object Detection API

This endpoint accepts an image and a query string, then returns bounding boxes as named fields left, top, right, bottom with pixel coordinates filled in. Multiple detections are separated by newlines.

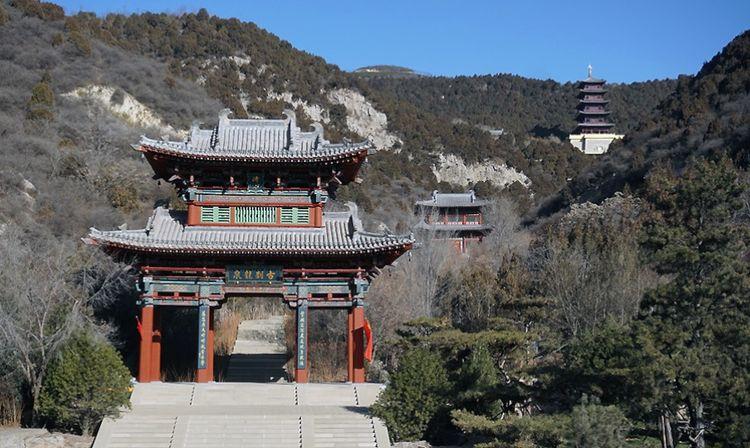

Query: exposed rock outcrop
left=267, top=91, right=327, bottom=123
left=0, top=428, right=92, bottom=448
left=62, top=85, right=181, bottom=136
left=432, top=153, right=531, bottom=189
left=327, top=88, right=401, bottom=151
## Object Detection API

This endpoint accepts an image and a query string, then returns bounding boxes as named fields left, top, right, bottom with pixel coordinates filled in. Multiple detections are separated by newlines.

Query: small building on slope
left=415, top=190, right=492, bottom=253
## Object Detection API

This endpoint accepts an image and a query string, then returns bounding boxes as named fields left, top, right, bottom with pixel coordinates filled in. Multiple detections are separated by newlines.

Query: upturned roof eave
left=136, top=141, right=372, bottom=164
left=86, top=235, right=414, bottom=258
left=414, top=200, right=490, bottom=207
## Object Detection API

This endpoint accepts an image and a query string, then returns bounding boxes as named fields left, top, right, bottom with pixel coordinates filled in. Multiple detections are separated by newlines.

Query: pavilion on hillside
left=414, top=190, right=492, bottom=253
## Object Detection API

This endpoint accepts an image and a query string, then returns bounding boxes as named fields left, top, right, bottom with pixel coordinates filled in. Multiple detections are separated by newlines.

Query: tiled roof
left=415, top=190, right=488, bottom=208
left=85, top=205, right=414, bottom=257
left=137, top=109, right=371, bottom=162
left=582, top=76, right=606, bottom=84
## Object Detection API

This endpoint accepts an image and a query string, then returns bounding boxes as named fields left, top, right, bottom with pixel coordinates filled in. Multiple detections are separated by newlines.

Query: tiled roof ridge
left=85, top=205, right=413, bottom=255
left=415, top=190, right=489, bottom=207
left=137, top=109, right=372, bottom=160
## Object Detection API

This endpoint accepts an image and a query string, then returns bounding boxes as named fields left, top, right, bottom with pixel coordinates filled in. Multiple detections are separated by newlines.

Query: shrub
left=452, top=410, right=569, bottom=448
left=371, top=348, right=451, bottom=442
left=26, top=72, right=54, bottom=121
left=566, top=395, right=630, bottom=448
left=38, top=332, right=131, bottom=435
left=68, top=29, right=92, bottom=57
left=0, top=4, right=9, bottom=25
left=10, top=0, right=64, bottom=21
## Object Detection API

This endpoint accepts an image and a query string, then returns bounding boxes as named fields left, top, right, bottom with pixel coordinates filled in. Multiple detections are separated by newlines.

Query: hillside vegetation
left=364, top=74, right=675, bottom=138
left=2, top=2, right=748, bottom=446
left=55, top=6, right=677, bottom=210
left=534, top=30, right=750, bottom=221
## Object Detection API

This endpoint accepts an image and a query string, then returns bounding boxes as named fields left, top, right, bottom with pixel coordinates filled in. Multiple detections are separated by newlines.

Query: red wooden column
left=196, top=304, right=213, bottom=383
left=150, top=307, right=162, bottom=382
left=347, top=305, right=366, bottom=383
left=295, top=301, right=309, bottom=383
left=138, top=304, right=154, bottom=383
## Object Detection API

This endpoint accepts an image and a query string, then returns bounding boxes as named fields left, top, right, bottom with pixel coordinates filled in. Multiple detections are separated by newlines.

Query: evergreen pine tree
left=38, top=332, right=131, bottom=435
left=637, top=158, right=750, bottom=447
left=371, top=347, right=451, bottom=442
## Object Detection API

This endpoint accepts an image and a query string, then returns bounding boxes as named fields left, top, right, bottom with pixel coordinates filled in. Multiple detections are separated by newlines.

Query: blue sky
left=56, top=0, right=749, bottom=83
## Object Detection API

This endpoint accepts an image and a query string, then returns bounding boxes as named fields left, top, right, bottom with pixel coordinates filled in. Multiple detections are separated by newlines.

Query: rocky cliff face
left=327, top=88, right=401, bottom=151
left=62, top=85, right=182, bottom=137
left=266, top=91, right=327, bottom=123
left=432, top=153, right=530, bottom=189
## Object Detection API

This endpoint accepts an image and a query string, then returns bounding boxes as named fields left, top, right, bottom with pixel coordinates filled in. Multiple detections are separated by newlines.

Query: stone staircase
left=224, top=315, right=290, bottom=382
left=93, top=382, right=391, bottom=448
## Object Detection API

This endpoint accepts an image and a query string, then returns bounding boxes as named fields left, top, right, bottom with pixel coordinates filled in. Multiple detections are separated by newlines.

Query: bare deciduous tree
left=532, top=198, right=657, bottom=338
left=0, top=225, right=130, bottom=419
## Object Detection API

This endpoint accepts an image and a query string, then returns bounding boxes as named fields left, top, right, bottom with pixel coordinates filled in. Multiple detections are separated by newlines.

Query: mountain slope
left=533, top=29, right=750, bottom=222
left=0, top=0, right=683, bottom=237
left=363, top=74, right=676, bottom=138
left=63, top=7, right=678, bottom=213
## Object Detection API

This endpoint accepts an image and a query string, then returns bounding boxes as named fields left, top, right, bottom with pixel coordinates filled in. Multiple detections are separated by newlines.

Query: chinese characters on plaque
left=296, top=304, right=307, bottom=370
left=197, top=305, right=209, bottom=369
left=226, top=264, right=283, bottom=285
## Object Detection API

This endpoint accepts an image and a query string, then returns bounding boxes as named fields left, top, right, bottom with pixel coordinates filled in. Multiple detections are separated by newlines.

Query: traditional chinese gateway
left=85, top=109, right=414, bottom=383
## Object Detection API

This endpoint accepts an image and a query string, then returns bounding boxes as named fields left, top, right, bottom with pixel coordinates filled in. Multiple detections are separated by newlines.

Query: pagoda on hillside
left=568, top=65, right=624, bottom=154
left=415, top=190, right=492, bottom=253
left=85, top=109, right=414, bottom=384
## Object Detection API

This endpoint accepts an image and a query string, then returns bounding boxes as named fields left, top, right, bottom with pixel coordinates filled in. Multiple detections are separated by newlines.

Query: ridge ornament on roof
left=136, top=108, right=372, bottom=162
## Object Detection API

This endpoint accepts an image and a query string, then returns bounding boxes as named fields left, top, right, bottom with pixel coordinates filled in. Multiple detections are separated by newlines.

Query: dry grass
left=214, top=308, right=242, bottom=358
left=0, top=391, right=21, bottom=427
left=283, top=312, right=348, bottom=382
left=309, top=341, right=348, bottom=382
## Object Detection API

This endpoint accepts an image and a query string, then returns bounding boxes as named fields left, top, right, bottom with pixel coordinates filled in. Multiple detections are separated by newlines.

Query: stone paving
left=93, top=315, right=391, bottom=448
left=94, top=382, right=391, bottom=448
left=224, top=316, right=289, bottom=383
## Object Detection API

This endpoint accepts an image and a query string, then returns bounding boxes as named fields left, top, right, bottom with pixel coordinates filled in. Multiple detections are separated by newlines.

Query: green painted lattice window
left=280, top=207, right=310, bottom=225
left=200, top=206, right=230, bottom=223
left=235, top=206, right=276, bottom=224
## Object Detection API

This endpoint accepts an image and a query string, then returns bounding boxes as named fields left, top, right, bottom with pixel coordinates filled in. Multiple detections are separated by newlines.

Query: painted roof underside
left=138, top=109, right=371, bottom=162
left=86, top=205, right=414, bottom=256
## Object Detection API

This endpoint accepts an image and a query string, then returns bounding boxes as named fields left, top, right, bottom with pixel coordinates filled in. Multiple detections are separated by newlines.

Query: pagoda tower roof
left=581, top=75, right=606, bottom=84
left=85, top=204, right=414, bottom=260
left=577, top=109, right=612, bottom=115
left=578, top=98, right=610, bottom=104
left=133, top=109, right=373, bottom=167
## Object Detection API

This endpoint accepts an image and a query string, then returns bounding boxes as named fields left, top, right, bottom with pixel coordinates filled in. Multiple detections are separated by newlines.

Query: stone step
left=225, top=317, right=290, bottom=382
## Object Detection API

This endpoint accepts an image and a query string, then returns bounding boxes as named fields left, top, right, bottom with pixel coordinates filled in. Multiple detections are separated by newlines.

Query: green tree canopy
left=636, top=158, right=750, bottom=447
left=38, top=332, right=131, bottom=435
left=371, top=347, right=451, bottom=442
